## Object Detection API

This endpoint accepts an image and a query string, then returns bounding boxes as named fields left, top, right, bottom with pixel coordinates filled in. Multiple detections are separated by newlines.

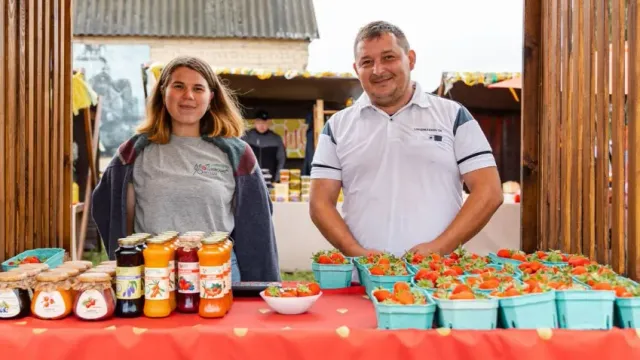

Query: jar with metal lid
left=18, top=263, right=50, bottom=272
left=32, top=272, right=73, bottom=320
left=87, top=266, right=117, bottom=301
left=73, top=272, right=116, bottom=321
left=0, top=272, right=32, bottom=319
left=115, top=237, right=144, bottom=317
left=59, top=260, right=92, bottom=273
left=143, top=237, right=172, bottom=318
left=176, top=237, right=201, bottom=313
left=47, top=267, right=81, bottom=299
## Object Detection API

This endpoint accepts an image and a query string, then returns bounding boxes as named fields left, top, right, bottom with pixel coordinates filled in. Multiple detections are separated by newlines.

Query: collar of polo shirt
left=355, top=81, right=431, bottom=114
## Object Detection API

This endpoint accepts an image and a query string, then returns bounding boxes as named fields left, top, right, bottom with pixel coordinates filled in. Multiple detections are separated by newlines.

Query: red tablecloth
left=2, top=286, right=640, bottom=360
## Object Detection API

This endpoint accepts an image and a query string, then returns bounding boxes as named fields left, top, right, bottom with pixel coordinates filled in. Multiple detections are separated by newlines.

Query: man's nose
left=372, top=62, right=385, bottom=75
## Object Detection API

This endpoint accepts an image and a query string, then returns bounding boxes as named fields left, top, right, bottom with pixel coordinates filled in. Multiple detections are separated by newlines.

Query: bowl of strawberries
left=260, top=282, right=323, bottom=315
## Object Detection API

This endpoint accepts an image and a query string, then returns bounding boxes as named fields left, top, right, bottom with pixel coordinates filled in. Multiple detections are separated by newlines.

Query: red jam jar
left=176, top=237, right=201, bottom=313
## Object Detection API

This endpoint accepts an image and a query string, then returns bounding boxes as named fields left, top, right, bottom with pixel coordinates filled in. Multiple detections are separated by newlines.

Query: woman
left=92, top=56, right=280, bottom=282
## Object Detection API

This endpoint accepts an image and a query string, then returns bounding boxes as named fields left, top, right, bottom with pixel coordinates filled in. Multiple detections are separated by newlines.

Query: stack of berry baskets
left=370, top=281, right=436, bottom=330
left=311, top=250, right=354, bottom=289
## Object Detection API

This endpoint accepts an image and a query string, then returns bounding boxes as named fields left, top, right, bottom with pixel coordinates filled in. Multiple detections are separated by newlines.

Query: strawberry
left=413, top=268, right=431, bottom=281
left=449, top=291, right=475, bottom=300
left=317, top=255, right=332, bottom=264
left=373, top=288, right=393, bottom=302
left=592, top=282, right=613, bottom=291
left=296, top=284, right=314, bottom=297
left=496, top=249, right=512, bottom=258
left=307, top=282, right=321, bottom=295
left=442, top=268, right=458, bottom=277
left=511, top=253, right=527, bottom=262
left=330, top=252, right=346, bottom=264
left=369, top=266, right=385, bottom=276
left=393, top=281, right=410, bottom=295
left=452, top=284, right=472, bottom=294
left=394, top=290, right=415, bottom=305
left=264, top=286, right=281, bottom=297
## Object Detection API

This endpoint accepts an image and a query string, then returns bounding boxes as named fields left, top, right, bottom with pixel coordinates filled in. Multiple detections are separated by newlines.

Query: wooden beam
left=627, top=0, right=640, bottom=280
left=521, top=0, right=543, bottom=253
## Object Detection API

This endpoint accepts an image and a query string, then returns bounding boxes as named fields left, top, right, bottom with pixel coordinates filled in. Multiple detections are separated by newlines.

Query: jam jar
left=0, top=272, right=32, bottom=319
left=73, top=273, right=116, bottom=321
left=115, top=237, right=144, bottom=318
left=176, top=237, right=201, bottom=313
left=32, top=272, right=73, bottom=320
left=143, top=236, right=172, bottom=318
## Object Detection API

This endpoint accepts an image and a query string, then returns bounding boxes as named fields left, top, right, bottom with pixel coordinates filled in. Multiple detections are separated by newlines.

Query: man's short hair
left=353, top=21, right=411, bottom=57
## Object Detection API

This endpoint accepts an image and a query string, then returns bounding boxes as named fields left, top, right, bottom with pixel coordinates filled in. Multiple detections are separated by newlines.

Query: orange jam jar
left=198, top=233, right=232, bottom=318
left=48, top=267, right=81, bottom=299
left=73, top=273, right=116, bottom=321
left=143, top=236, right=172, bottom=318
left=32, top=272, right=73, bottom=320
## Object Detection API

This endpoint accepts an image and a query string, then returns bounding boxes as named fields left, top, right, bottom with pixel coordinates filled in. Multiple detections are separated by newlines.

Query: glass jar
left=48, top=267, right=81, bottom=300
left=143, top=237, right=172, bottom=318
left=73, top=273, right=115, bottom=321
left=198, top=233, right=232, bottom=318
left=176, top=238, right=201, bottom=313
left=161, top=234, right=178, bottom=312
left=58, top=261, right=92, bottom=274
left=9, top=268, right=39, bottom=299
left=87, top=266, right=116, bottom=304
left=0, top=272, right=32, bottom=319
left=115, top=237, right=144, bottom=318
left=32, top=272, right=73, bottom=320
left=18, top=263, right=50, bottom=272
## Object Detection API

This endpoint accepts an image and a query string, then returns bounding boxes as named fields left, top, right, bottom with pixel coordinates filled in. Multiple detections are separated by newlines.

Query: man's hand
left=409, top=240, right=448, bottom=257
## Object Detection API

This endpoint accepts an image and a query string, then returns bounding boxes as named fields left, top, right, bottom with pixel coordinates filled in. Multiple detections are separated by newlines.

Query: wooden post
left=627, top=0, right=640, bottom=280
left=521, top=0, right=543, bottom=253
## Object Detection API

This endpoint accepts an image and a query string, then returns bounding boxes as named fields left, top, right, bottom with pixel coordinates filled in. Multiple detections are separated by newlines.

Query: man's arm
left=309, top=179, right=372, bottom=256
left=412, top=167, right=503, bottom=254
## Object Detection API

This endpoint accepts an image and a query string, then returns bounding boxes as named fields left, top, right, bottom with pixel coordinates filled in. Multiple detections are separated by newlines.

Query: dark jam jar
left=0, top=271, right=32, bottom=319
left=176, top=237, right=201, bottom=313
left=115, top=238, right=144, bottom=317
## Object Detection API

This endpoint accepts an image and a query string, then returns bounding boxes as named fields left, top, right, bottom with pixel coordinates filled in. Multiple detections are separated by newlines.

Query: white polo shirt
left=310, top=82, right=496, bottom=256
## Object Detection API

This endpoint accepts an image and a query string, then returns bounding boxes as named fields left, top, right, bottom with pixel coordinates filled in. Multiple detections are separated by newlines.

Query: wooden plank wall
left=1, top=0, right=73, bottom=262
left=523, top=0, right=640, bottom=279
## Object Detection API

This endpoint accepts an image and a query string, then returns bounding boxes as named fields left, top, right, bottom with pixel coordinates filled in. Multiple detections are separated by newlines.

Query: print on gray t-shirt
left=132, top=135, right=236, bottom=235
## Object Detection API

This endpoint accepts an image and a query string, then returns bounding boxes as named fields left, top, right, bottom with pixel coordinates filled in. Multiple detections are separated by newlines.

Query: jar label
left=168, top=260, right=176, bottom=292
left=200, top=265, right=224, bottom=299
left=144, top=267, right=170, bottom=300
left=0, top=289, right=20, bottom=318
left=116, top=266, right=143, bottom=300
left=177, top=262, right=199, bottom=294
left=75, top=289, right=108, bottom=320
left=33, top=291, right=66, bottom=319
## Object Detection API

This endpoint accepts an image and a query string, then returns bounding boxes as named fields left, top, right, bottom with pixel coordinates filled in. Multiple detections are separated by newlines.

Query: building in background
left=72, top=0, right=319, bottom=71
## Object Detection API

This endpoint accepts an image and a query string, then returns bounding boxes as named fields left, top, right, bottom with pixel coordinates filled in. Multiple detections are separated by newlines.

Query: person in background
left=91, top=56, right=280, bottom=282
left=309, top=21, right=503, bottom=258
left=242, top=110, right=286, bottom=182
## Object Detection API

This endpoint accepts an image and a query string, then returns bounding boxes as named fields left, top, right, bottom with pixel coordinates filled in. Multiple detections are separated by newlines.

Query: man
left=309, top=21, right=503, bottom=257
left=242, top=110, right=286, bottom=182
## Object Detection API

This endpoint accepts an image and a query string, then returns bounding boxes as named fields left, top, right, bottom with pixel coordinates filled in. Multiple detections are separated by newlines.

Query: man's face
left=254, top=119, right=270, bottom=133
left=353, top=33, right=416, bottom=108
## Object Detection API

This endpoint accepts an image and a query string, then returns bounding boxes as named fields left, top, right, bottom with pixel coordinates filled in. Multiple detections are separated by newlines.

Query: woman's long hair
left=137, top=56, right=245, bottom=143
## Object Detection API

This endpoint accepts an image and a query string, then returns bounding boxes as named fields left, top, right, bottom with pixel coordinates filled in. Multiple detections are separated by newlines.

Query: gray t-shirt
left=132, top=135, right=235, bottom=235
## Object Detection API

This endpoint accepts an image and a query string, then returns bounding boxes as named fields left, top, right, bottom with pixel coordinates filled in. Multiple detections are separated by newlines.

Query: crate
left=495, top=290, right=558, bottom=329
left=372, top=290, right=437, bottom=330
left=311, top=262, right=354, bottom=289
left=555, top=289, right=615, bottom=329
left=432, top=293, right=499, bottom=329
left=2, top=248, right=65, bottom=272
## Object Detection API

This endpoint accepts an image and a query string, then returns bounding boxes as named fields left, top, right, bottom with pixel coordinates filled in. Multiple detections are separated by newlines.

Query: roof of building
left=73, top=0, right=319, bottom=40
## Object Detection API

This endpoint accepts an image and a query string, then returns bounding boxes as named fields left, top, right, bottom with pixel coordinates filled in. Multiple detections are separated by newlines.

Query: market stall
left=3, top=239, right=640, bottom=360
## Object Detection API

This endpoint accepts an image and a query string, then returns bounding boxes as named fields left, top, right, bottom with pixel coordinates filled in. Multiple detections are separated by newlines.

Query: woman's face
left=164, top=66, right=213, bottom=131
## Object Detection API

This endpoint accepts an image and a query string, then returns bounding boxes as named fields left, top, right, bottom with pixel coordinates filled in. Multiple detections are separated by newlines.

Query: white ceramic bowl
left=259, top=290, right=323, bottom=315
